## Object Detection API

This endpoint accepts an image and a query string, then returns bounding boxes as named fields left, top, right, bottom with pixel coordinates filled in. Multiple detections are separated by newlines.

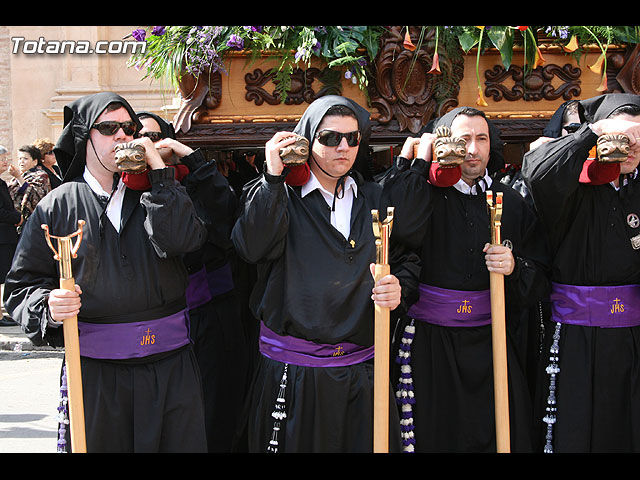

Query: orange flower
left=563, top=35, right=579, bottom=53
left=589, top=53, right=605, bottom=74
left=596, top=72, right=608, bottom=92
left=533, top=45, right=546, bottom=68
left=516, top=26, right=528, bottom=31
left=428, top=52, right=441, bottom=74
left=476, top=86, right=488, bottom=107
left=403, top=31, right=416, bottom=51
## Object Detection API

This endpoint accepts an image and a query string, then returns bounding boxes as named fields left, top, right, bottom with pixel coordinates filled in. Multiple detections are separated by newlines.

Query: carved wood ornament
left=484, top=63, right=582, bottom=102
left=367, top=26, right=465, bottom=134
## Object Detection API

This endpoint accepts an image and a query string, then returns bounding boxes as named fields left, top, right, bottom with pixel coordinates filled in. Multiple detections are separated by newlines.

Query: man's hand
left=369, top=263, right=402, bottom=310
left=48, top=284, right=82, bottom=323
left=483, top=243, right=515, bottom=275
left=265, top=132, right=298, bottom=176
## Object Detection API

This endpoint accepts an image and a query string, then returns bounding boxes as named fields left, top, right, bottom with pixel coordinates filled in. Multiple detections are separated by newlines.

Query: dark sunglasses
left=315, top=129, right=361, bottom=147
left=92, top=121, right=137, bottom=136
left=141, top=131, right=164, bottom=142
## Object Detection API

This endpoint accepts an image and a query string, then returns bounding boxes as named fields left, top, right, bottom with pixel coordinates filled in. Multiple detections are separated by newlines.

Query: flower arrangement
left=127, top=26, right=640, bottom=106
left=127, top=26, right=385, bottom=102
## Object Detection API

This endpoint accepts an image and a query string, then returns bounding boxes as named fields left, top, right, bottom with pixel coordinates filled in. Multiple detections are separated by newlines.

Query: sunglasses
left=141, top=131, right=164, bottom=142
left=92, top=121, right=137, bottom=136
left=315, top=129, right=361, bottom=147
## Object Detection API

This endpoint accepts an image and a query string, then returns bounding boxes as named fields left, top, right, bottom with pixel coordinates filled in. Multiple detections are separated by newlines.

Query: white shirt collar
left=453, top=169, right=493, bottom=195
left=83, top=166, right=126, bottom=232
left=301, top=170, right=358, bottom=199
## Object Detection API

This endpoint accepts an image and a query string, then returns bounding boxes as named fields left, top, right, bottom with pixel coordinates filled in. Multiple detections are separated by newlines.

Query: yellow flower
left=589, top=53, right=605, bottom=74
left=476, top=86, right=488, bottom=107
left=563, top=35, right=579, bottom=53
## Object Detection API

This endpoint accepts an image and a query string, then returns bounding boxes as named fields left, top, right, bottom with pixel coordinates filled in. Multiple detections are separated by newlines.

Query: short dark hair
left=457, top=106, right=488, bottom=120
left=18, top=144, right=42, bottom=162
left=324, top=105, right=358, bottom=121
left=610, top=104, right=640, bottom=118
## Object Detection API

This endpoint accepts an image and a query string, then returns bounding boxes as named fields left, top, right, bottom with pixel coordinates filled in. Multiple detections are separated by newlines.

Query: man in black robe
left=136, top=111, right=249, bottom=452
left=383, top=106, right=550, bottom=452
left=3, top=92, right=208, bottom=453
left=232, top=95, right=420, bottom=453
left=522, top=93, right=640, bottom=453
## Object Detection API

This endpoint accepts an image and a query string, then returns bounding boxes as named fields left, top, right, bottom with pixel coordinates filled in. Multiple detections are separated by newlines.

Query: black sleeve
left=521, top=123, right=598, bottom=230
left=2, top=206, right=63, bottom=347
left=180, top=149, right=237, bottom=253
left=231, top=172, right=290, bottom=264
left=140, top=167, right=208, bottom=258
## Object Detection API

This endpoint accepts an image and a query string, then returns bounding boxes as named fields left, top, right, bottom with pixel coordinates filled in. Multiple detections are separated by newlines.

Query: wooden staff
left=42, top=220, right=87, bottom=453
left=486, top=191, right=510, bottom=453
left=371, top=207, right=394, bottom=453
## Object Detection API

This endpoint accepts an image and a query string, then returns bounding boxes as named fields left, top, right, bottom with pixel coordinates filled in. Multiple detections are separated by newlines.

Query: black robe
left=522, top=110, right=640, bottom=452
left=179, top=148, right=251, bottom=453
left=3, top=168, right=209, bottom=452
left=232, top=169, right=419, bottom=452
left=383, top=156, right=550, bottom=453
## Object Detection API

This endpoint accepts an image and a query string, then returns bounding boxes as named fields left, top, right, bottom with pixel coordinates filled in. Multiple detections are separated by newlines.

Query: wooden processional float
left=42, top=220, right=87, bottom=453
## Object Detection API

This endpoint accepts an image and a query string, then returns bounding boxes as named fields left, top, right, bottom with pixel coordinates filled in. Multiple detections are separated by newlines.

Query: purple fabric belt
left=408, top=283, right=492, bottom=327
left=259, top=322, right=374, bottom=367
left=78, top=309, right=191, bottom=360
left=186, top=267, right=213, bottom=310
left=550, top=282, right=640, bottom=328
left=206, top=262, right=234, bottom=297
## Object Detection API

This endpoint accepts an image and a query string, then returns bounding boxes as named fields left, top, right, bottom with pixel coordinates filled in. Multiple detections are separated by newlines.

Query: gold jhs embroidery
left=140, top=327, right=156, bottom=346
left=332, top=346, right=345, bottom=357
left=610, top=298, right=625, bottom=314
left=457, top=300, right=472, bottom=314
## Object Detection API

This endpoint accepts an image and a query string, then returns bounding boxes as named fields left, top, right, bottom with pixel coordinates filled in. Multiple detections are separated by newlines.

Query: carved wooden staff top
left=372, top=207, right=394, bottom=266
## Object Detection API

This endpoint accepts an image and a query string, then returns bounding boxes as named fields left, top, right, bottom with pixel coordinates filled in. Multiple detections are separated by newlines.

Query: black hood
left=431, top=106, right=505, bottom=175
left=137, top=111, right=176, bottom=140
left=578, top=93, right=640, bottom=123
left=543, top=100, right=578, bottom=138
left=54, top=92, right=142, bottom=183
left=293, top=95, right=374, bottom=181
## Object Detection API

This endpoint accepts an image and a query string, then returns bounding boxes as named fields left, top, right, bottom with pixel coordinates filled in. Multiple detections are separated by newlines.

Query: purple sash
left=408, top=283, right=492, bottom=327
left=78, top=309, right=191, bottom=360
left=186, top=267, right=213, bottom=310
left=550, top=282, right=640, bottom=328
left=259, top=322, right=374, bottom=367
left=206, top=262, right=234, bottom=297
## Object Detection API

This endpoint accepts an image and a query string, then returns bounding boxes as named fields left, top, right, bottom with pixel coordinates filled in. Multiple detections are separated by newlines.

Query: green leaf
left=487, top=26, right=514, bottom=69
left=459, top=31, right=479, bottom=53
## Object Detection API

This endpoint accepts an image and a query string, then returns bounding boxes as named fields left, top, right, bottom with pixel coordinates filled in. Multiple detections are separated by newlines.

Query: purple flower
left=151, top=26, right=166, bottom=36
left=226, top=34, right=244, bottom=50
left=131, top=28, right=146, bottom=42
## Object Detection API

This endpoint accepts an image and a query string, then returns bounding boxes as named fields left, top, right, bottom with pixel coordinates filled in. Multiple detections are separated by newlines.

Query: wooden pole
left=486, top=192, right=511, bottom=453
left=43, top=221, right=87, bottom=453
left=371, top=207, right=394, bottom=453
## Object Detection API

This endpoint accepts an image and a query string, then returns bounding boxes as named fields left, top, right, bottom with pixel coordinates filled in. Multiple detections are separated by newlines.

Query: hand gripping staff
left=42, top=220, right=87, bottom=453
left=371, top=207, right=394, bottom=453
left=486, top=192, right=510, bottom=453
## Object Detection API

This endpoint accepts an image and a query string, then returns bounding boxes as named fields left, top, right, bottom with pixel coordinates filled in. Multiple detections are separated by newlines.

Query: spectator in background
left=0, top=145, right=21, bottom=327
left=33, top=138, right=63, bottom=189
left=7, top=144, right=51, bottom=233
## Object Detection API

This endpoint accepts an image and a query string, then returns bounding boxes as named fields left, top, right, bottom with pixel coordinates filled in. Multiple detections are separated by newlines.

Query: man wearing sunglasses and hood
left=522, top=93, right=640, bottom=453
left=3, top=92, right=208, bottom=452
left=383, top=106, right=550, bottom=453
left=232, top=95, right=420, bottom=453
